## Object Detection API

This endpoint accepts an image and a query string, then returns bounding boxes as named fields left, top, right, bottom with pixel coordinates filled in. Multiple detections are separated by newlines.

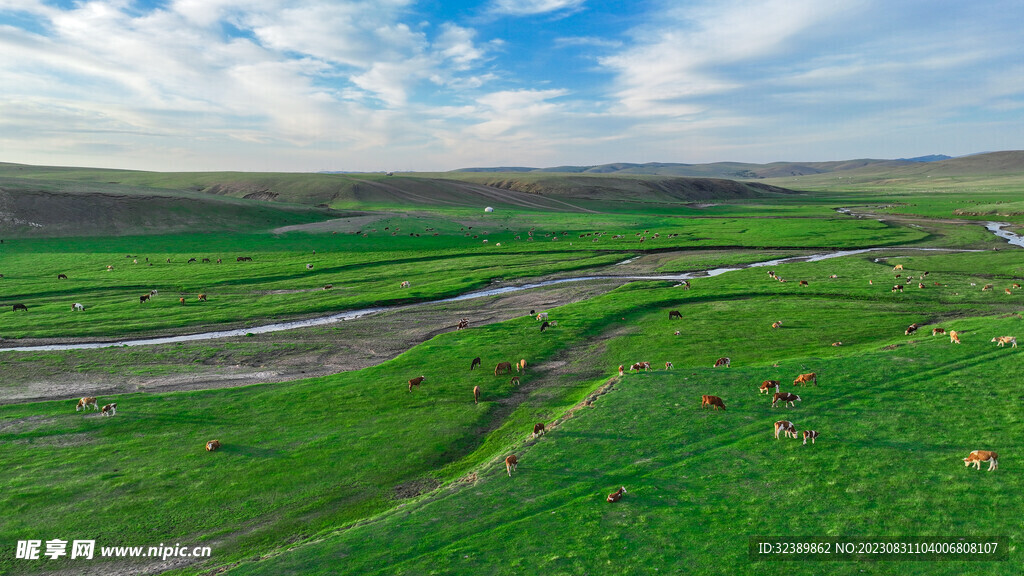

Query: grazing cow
left=57, top=273, right=68, bottom=279
left=668, top=310, right=682, bottom=319
left=456, top=318, right=469, bottom=330
left=680, top=280, right=691, bottom=290
left=324, top=284, right=333, bottom=290
left=831, top=342, right=842, bottom=346
left=12, top=303, right=28, bottom=312
left=991, top=336, right=1017, bottom=348
left=1014, top=283, right=1022, bottom=289
left=76, top=397, right=98, bottom=412
left=713, top=357, right=730, bottom=368
left=188, top=258, right=197, bottom=263
left=767, top=271, right=776, bottom=278
left=408, top=375, right=425, bottom=392
left=793, top=372, right=817, bottom=386
left=505, top=454, right=518, bottom=476
left=101, top=403, right=117, bottom=417
left=511, top=376, right=520, bottom=386
left=982, top=284, right=993, bottom=291
left=772, top=392, right=801, bottom=408
left=803, top=430, right=819, bottom=445
left=217, top=258, right=222, bottom=264
left=150, top=290, right=158, bottom=296
left=963, top=450, right=999, bottom=471
left=799, top=280, right=808, bottom=286
left=306, top=264, right=313, bottom=270
left=473, top=386, right=480, bottom=404
left=540, top=321, right=551, bottom=332
left=470, top=357, right=482, bottom=370
left=829, top=274, right=838, bottom=279
left=665, top=361, right=674, bottom=370
left=701, top=395, right=726, bottom=411
left=893, top=264, right=903, bottom=271
left=206, top=440, right=221, bottom=452
left=618, top=365, right=624, bottom=376
left=919, top=283, right=925, bottom=289
left=950, top=330, right=961, bottom=344
left=236, top=256, right=252, bottom=262
left=139, top=294, right=150, bottom=304
left=536, top=312, right=548, bottom=321
left=516, top=359, right=527, bottom=373
left=771, top=321, right=783, bottom=329
left=179, top=297, right=185, bottom=305
left=774, top=420, right=797, bottom=439
left=400, top=281, right=410, bottom=288
left=892, top=285, right=904, bottom=292
left=607, top=486, right=627, bottom=503
left=1005, top=289, right=1012, bottom=295
left=202, top=258, right=210, bottom=263
left=905, top=323, right=920, bottom=336
left=932, top=327, right=946, bottom=336
left=533, top=423, right=546, bottom=438
left=72, top=303, right=84, bottom=311
left=495, top=362, right=513, bottom=375
left=760, top=380, right=781, bottom=395
left=198, top=294, right=207, bottom=301
left=106, top=265, right=113, bottom=271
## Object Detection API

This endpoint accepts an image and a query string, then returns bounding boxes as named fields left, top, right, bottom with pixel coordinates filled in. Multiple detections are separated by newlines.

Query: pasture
left=1, top=163, right=1022, bottom=574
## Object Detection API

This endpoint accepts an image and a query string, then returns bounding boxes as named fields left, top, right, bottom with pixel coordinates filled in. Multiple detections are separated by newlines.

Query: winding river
left=2, top=216, right=1020, bottom=353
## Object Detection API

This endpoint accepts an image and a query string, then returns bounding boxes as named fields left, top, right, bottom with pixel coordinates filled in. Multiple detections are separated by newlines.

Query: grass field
left=1, top=162, right=1022, bottom=575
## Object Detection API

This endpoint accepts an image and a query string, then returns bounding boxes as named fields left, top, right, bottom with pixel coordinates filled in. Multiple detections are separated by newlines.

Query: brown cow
left=408, top=375, right=425, bottom=392
left=668, top=310, right=682, bottom=319
left=533, top=423, right=546, bottom=438
left=950, top=330, right=961, bottom=344
left=206, top=440, right=221, bottom=452
left=473, top=386, right=480, bottom=404
left=905, top=323, right=920, bottom=336
left=179, top=297, right=186, bottom=305
left=991, top=336, right=1017, bottom=348
left=665, top=361, right=673, bottom=370
left=759, top=380, right=781, bottom=395
left=793, top=373, right=817, bottom=386
left=505, top=454, right=518, bottom=476
left=772, top=392, right=801, bottom=408
left=892, top=284, right=904, bottom=292
left=607, top=486, right=627, bottom=503
left=618, top=365, right=624, bottom=376
left=76, top=397, right=98, bottom=412
left=101, top=403, right=117, bottom=417
left=511, top=376, right=520, bottom=385
left=932, top=327, right=945, bottom=336
left=771, top=321, right=783, bottom=329
left=470, top=357, right=482, bottom=370
left=701, top=395, right=726, bottom=411
left=774, top=420, right=797, bottom=439
left=982, top=284, right=993, bottom=291
left=713, top=357, right=730, bottom=368
left=963, top=450, right=998, bottom=471
left=802, top=430, right=819, bottom=445
left=495, top=362, right=512, bottom=375
left=893, top=264, right=904, bottom=271
left=516, top=359, right=527, bottom=373
left=1005, top=288, right=1013, bottom=295
left=198, top=294, right=207, bottom=302
left=139, top=294, right=150, bottom=304
left=12, top=303, right=27, bottom=312
left=799, top=280, right=808, bottom=286
left=323, top=284, right=333, bottom=290
left=1014, top=283, right=1022, bottom=289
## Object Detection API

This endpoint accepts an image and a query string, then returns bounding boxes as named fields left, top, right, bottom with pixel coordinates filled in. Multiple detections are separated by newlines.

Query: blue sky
left=1, top=0, right=1022, bottom=172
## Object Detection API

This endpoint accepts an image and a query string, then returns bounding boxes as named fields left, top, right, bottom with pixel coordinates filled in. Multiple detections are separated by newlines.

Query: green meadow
left=1, top=161, right=1022, bottom=574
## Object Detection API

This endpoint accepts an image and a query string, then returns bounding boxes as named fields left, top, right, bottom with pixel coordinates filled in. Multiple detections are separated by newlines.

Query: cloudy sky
left=1, top=0, right=1022, bottom=172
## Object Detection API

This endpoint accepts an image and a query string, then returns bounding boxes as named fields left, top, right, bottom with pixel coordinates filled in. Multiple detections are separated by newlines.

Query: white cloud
left=487, top=0, right=585, bottom=17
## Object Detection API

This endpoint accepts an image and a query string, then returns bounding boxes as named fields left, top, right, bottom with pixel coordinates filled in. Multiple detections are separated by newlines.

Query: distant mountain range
left=454, top=155, right=956, bottom=179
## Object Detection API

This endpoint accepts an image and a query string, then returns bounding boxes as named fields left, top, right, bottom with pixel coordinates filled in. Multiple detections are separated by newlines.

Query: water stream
left=2, top=214, right=1020, bottom=353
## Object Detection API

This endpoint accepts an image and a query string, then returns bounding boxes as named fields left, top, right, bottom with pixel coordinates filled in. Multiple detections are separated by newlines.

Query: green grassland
left=1, top=160, right=1023, bottom=575
left=3, top=249, right=1023, bottom=574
